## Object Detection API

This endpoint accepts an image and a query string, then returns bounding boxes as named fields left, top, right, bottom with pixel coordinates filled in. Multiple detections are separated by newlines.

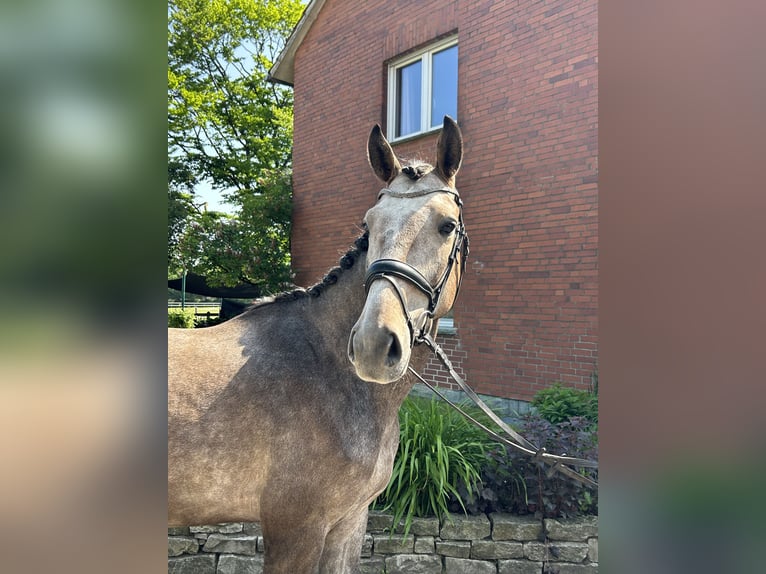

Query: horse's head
left=348, top=116, right=468, bottom=384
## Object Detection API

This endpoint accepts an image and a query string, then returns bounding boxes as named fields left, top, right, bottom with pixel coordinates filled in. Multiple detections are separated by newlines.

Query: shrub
left=168, top=309, right=196, bottom=328
left=460, top=412, right=598, bottom=518
left=375, top=396, right=494, bottom=535
left=531, top=382, right=598, bottom=425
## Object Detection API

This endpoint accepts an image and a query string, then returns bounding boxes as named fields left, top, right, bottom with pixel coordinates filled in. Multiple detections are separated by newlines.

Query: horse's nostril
left=348, top=329, right=357, bottom=362
left=385, top=334, right=402, bottom=367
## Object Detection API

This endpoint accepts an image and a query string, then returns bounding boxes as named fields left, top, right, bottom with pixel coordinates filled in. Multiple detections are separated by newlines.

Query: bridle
left=363, top=187, right=469, bottom=347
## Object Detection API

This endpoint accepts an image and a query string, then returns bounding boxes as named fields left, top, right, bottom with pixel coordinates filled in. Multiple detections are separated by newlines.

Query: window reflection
left=431, top=45, right=457, bottom=128
left=396, top=61, right=422, bottom=138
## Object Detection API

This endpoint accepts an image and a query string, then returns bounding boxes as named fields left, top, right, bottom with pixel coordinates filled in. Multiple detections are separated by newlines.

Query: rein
left=411, top=334, right=599, bottom=488
left=364, top=186, right=599, bottom=488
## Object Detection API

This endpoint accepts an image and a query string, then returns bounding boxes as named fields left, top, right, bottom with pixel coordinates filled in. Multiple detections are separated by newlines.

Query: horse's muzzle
left=347, top=322, right=409, bottom=384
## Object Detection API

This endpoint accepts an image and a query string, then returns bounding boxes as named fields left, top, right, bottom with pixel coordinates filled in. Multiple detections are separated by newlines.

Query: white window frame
left=387, top=35, right=458, bottom=142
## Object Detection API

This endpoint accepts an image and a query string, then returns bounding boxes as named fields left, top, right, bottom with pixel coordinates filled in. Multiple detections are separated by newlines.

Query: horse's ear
left=435, top=116, right=463, bottom=186
left=368, top=124, right=401, bottom=183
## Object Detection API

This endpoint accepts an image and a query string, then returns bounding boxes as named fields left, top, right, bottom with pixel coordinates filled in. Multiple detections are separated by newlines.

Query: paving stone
left=373, top=534, right=414, bottom=554
left=524, top=541, right=550, bottom=561
left=499, top=559, right=545, bottom=574
left=361, top=534, right=373, bottom=558
left=359, top=555, right=386, bottom=574
left=414, top=535, right=435, bottom=554
left=190, top=523, right=242, bottom=535
left=547, top=542, right=589, bottom=563
left=544, top=517, right=598, bottom=542
left=168, top=554, right=216, bottom=574
left=190, top=525, right=222, bottom=534
left=216, top=554, right=263, bottom=574
left=366, top=511, right=394, bottom=533
left=168, top=536, right=200, bottom=556
left=543, top=564, right=598, bottom=573
left=385, top=554, right=442, bottom=574
left=490, top=513, right=543, bottom=541
left=435, top=540, right=471, bottom=558
left=440, top=513, right=491, bottom=540
left=408, top=516, right=440, bottom=536
left=471, top=539, right=524, bottom=559
left=587, top=537, right=598, bottom=562
left=444, top=557, right=497, bottom=574
left=202, top=534, right=258, bottom=555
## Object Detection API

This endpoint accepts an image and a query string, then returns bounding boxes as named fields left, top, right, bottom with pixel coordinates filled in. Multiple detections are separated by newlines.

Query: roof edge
left=268, top=0, right=327, bottom=86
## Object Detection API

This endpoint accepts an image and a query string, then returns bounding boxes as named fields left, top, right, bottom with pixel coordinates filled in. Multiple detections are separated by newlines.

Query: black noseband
left=364, top=259, right=436, bottom=311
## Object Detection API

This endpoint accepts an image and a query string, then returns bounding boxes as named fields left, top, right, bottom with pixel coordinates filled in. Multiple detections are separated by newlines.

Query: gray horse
left=169, top=116, right=467, bottom=573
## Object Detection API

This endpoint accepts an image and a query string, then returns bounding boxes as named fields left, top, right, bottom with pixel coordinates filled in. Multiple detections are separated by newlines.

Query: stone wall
left=168, top=512, right=598, bottom=573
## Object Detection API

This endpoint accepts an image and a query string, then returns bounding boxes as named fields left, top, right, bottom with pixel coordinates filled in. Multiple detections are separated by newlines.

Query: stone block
left=408, top=516, right=440, bottom=536
left=435, top=540, right=471, bottom=558
left=440, top=513, right=491, bottom=540
left=547, top=542, right=589, bottom=563
left=373, top=534, right=414, bottom=554
left=202, top=534, right=258, bottom=555
left=359, top=555, right=386, bottom=574
left=168, top=554, right=216, bottom=574
left=168, top=526, right=191, bottom=536
left=543, top=564, right=598, bottom=574
left=444, top=557, right=497, bottom=574
left=414, top=535, right=435, bottom=553
left=587, top=537, right=598, bottom=562
left=490, top=513, right=543, bottom=541
left=256, top=536, right=265, bottom=553
left=190, top=523, right=242, bottom=535
left=523, top=541, right=549, bottom=562
left=385, top=554, right=442, bottom=574
left=523, top=541, right=589, bottom=563
left=168, top=536, right=200, bottom=556
left=544, top=517, right=598, bottom=542
left=242, top=522, right=262, bottom=536
left=217, top=554, right=263, bottom=574
left=499, top=559, right=545, bottom=574
left=361, top=534, right=373, bottom=558
left=190, top=525, right=221, bottom=534
left=471, top=539, right=523, bottom=559
left=366, top=511, right=394, bottom=533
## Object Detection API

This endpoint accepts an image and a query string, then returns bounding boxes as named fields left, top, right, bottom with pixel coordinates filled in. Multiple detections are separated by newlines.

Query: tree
left=168, top=0, right=303, bottom=291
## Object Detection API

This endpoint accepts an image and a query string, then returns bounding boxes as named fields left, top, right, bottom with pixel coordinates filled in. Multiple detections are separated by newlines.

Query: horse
left=168, top=116, right=468, bottom=574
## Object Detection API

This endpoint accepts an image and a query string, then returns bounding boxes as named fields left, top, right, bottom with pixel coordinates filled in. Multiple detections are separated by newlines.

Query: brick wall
left=290, top=0, right=598, bottom=401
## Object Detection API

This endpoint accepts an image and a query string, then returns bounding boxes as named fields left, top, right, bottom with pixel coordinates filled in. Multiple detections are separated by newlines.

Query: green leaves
left=168, top=0, right=303, bottom=290
left=531, top=382, right=598, bottom=426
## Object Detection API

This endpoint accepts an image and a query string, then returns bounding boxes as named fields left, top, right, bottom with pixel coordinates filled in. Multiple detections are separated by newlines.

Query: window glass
left=396, top=60, right=422, bottom=138
left=431, top=44, right=458, bottom=128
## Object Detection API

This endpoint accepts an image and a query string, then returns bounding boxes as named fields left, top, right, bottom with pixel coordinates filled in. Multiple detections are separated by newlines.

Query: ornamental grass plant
left=374, top=396, right=494, bottom=536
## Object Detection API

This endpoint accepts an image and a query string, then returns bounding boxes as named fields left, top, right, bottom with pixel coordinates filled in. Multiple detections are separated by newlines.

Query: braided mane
left=241, top=232, right=369, bottom=313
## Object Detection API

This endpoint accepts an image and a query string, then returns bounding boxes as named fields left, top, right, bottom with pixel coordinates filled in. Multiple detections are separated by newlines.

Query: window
left=388, top=37, right=458, bottom=141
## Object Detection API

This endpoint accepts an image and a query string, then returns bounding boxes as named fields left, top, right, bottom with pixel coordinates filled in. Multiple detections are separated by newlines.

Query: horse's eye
left=439, top=221, right=457, bottom=235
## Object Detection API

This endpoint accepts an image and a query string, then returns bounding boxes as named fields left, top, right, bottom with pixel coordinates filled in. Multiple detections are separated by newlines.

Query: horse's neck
left=310, top=251, right=428, bottom=409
